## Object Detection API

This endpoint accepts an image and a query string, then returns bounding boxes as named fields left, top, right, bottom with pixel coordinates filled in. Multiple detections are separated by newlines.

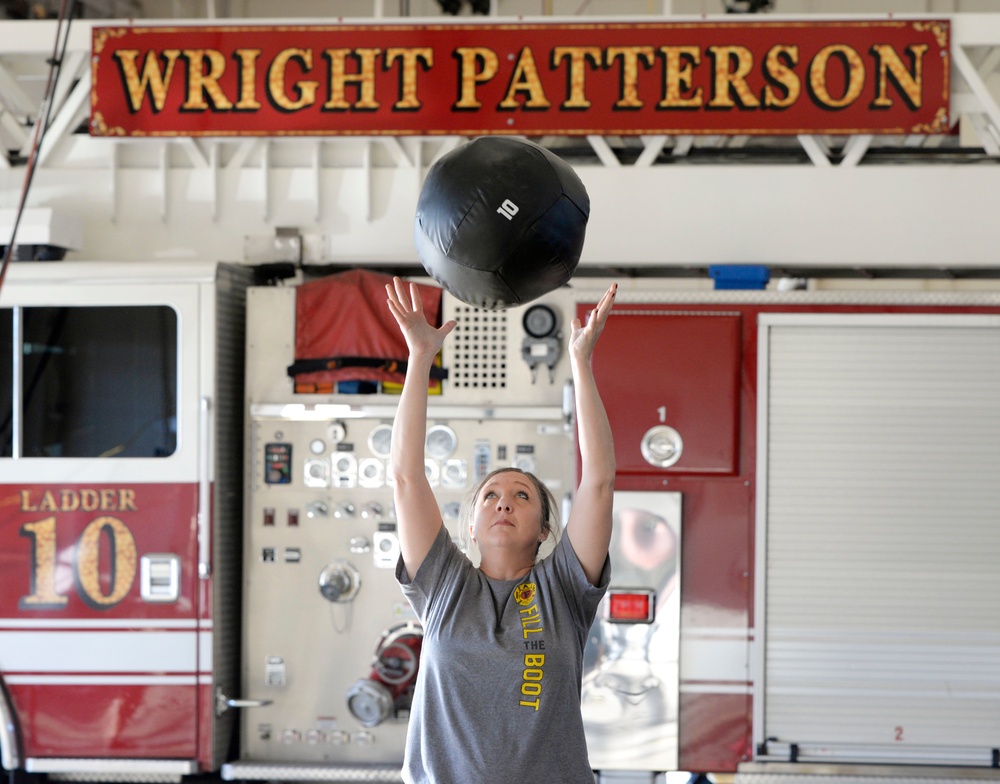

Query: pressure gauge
left=425, top=424, right=458, bottom=459
left=368, top=424, right=393, bottom=458
left=523, top=304, right=559, bottom=338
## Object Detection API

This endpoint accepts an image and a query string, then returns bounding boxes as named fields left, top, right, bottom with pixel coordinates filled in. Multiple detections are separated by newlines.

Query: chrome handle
left=227, top=699, right=273, bottom=709
left=198, top=396, right=212, bottom=579
left=215, top=687, right=273, bottom=716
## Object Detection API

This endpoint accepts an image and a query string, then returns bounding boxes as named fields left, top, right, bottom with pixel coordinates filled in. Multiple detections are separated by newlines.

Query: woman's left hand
left=569, top=282, right=617, bottom=363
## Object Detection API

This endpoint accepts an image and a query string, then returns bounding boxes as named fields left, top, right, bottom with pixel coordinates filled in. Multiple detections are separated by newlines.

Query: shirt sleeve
left=549, top=534, right=611, bottom=632
left=395, top=525, right=469, bottom=622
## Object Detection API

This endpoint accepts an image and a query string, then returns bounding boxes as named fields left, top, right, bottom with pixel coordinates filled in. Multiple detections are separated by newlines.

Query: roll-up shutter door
left=756, top=314, right=1000, bottom=766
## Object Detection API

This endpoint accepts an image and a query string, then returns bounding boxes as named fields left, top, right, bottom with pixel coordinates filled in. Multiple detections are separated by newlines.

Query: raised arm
left=385, top=277, right=456, bottom=578
left=564, top=283, right=617, bottom=585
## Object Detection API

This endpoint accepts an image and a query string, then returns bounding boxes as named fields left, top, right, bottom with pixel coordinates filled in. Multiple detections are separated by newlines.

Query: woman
left=385, top=276, right=617, bottom=784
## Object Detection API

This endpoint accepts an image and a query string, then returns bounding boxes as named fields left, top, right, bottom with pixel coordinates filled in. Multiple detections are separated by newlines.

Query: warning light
left=604, top=589, right=655, bottom=624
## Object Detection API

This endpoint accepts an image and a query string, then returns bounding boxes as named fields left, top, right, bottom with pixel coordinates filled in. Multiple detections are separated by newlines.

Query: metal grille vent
left=448, top=305, right=508, bottom=389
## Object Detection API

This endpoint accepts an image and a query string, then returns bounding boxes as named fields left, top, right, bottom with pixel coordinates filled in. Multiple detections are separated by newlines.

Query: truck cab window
left=16, top=305, right=178, bottom=458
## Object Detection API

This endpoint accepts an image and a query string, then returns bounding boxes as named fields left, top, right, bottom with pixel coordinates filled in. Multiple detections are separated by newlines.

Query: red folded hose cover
left=293, top=269, right=442, bottom=387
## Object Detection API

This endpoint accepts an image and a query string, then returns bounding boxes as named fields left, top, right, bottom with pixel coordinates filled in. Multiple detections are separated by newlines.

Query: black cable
left=0, top=0, right=75, bottom=292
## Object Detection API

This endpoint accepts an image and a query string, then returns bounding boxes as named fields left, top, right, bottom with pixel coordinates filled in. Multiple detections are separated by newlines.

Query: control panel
left=241, top=283, right=577, bottom=765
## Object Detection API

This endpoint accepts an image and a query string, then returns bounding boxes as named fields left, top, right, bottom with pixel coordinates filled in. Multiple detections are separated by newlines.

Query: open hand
left=569, top=282, right=617, bottom=363
left=386, top=276, right=457, bottom=359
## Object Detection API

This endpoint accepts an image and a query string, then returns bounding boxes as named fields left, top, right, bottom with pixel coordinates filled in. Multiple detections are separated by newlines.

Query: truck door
left=0, top=270, right=204, bottom=774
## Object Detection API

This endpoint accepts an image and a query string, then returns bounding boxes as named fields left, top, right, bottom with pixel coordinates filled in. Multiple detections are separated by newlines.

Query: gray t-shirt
left=396, top=526, right=610, bottom=784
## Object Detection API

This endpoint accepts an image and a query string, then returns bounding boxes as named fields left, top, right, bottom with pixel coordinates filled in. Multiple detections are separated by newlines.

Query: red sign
left=90, top=19, right=950, bottom=138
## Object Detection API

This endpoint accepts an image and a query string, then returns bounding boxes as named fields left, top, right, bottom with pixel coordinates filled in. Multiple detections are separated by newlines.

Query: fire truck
left=2, top=259, right=999, bottom=784
left=2, top=5, right=1000, bottom=784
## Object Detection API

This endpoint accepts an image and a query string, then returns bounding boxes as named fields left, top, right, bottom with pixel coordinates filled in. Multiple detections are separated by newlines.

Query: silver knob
left=361, top=502, right=384, bottom=520
left=305, top=500, right=329, bottom=519
left=640, top=425, right=684, bottom=468
left=318, top=561, right=361, bottom=603
left=333, top=503, right=356, bottom=519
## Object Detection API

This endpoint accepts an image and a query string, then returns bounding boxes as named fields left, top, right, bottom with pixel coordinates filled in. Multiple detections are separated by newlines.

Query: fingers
left=596, top=282, right=617, bottom=317
left=409, top=281, right=424, bottom=316
left=386, top=276, right=424, bottom=316
left=389, top=276, right=412, bottom=310
left=583, top=283, right=617, bottom=330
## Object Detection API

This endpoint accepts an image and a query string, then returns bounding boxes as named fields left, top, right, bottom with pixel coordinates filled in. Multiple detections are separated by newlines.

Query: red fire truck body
left=0, top=262, right=251, bottom=777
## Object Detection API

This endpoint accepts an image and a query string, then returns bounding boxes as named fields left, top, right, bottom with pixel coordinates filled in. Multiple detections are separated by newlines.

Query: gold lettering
left=871, top=43, right=927, bottom=110
left=80, top=489, right=98, bottom=512
left=112, top=49, right=181, bottom=113
left=708, top=45, right=760, bottom=108
left=607, top=46, right=656, bottom=109
left=453, top=47, right=499, bottom=110
left=762, top=44, right=800, bottom=109
left=59, top=489, right=80, bottom=512
left=76, top=516, right=137, bottom=608
left=269, top=48, right=319, bottom=111
left=525, top=653, right=545, bottom=667
left=385, top=47, right=433, bottom=110
left=100, top=489, right=118, bottom=511
left=552, top=46, right=601, bottom=109
left=658, top=45, right=703, bottom=108
left=119, top=489, right=138, bottom=512
left=233, top=48, right=263, bottom=110
left=809, top=44, right=865, bottom=109
left=180, top=49, right=233, bottom=111
left=38, top=491, right=57, bottom=511
left=19, top=490, right=37, bottom=512
left=323, top=48, right=381, bottom=111
left=20, top=488, right=138, bottom=512
left=499, top=47, right=551, bottom=110
left=19, top=516, right=68, bottom=608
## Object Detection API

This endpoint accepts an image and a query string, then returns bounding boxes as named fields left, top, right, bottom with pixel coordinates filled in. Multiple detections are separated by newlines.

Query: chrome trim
left=26, top=759, right=196, bottom=775
left=0, top=679, right=20, bottom=771
left=220, top=761, right=403, bottom=782
left=197, top=395, right=212, bottom=579
left=250, top=403, right=564, bottom=422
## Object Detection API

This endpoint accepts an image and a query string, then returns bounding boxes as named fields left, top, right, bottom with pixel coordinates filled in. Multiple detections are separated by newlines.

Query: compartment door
left=584, top=306, right=741, bottom=476
left=756, top=313, right=1000, bottom=766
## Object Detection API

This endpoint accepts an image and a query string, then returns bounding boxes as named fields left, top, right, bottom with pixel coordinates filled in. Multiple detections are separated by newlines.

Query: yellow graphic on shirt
left=517, top=587, right=545, bottom=711
left=513, top=582, right=536, bottom=606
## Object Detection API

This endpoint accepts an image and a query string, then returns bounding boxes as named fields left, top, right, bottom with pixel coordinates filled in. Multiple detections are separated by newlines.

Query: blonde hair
left=458, top=467, right=561, bottom=560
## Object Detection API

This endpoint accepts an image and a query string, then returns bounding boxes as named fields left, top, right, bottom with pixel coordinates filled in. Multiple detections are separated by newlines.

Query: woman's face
left=470, top=470, right=547, bottom=554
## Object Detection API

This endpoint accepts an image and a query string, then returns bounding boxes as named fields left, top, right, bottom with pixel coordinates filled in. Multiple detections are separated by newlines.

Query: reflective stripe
left=0, top=617, right=206, bottom=629
left=0, top=630, right=205, bottom=672
left=6, top=674, right=202, bottom=685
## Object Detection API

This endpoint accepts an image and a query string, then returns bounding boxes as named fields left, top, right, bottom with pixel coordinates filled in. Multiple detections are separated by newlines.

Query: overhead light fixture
left=436, top=0, right=490, bottom=14
left=723, top=0, right=773, bottom=12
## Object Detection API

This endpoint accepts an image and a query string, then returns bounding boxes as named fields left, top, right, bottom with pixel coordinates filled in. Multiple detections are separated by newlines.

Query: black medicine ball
left=414, top=137, right=590, bottom=310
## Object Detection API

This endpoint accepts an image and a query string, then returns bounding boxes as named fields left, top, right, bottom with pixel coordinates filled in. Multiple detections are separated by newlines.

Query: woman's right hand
left=386, top=277, right=456, bottom=358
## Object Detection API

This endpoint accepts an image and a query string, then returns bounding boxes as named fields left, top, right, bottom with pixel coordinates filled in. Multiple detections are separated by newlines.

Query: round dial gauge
left=523, top=304, right=558, bottom=338
left=368, top=424, right=393, bottom=458
left=425, top=424, right=458, bottom=459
